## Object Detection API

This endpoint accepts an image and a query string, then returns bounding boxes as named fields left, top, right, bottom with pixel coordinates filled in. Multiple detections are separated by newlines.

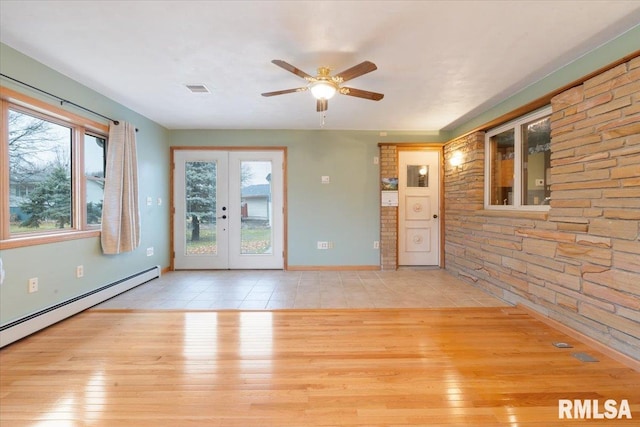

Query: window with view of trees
left=485, top=106, right=551, bottom=210
left=9, top=109, right=73, bottom=232
left=84, top=134, right=106, bottom=226
left=1, top=88, right=108, bottom=246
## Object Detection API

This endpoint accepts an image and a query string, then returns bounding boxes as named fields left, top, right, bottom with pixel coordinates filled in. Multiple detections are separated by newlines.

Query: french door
left=173, top=149, right=284, bottom=269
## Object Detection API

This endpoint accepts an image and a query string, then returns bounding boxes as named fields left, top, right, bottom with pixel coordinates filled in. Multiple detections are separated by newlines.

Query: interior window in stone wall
left=488, top=128, right=515, bottom=206
left=521, top=115, right=551, bottom=206
left=485, top=106, right=551, bottom=210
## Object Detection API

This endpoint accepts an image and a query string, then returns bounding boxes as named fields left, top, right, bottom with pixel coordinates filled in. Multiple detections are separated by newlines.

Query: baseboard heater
left=0, top=265, right=161, bottom=348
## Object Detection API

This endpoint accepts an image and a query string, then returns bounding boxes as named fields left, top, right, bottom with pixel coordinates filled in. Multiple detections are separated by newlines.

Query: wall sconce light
left=450, top=151, right=463, bottom=170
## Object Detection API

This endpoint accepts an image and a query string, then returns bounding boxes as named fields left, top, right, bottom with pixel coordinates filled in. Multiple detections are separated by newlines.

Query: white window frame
left=484, top=106, right=551, bottom=211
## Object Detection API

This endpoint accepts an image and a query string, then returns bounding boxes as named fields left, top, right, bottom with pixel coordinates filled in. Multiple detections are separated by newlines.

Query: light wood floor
left=1, top=307, right=638, bottom=426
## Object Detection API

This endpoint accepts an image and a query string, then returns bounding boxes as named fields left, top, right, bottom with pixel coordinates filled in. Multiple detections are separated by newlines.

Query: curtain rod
left=1, top=73, right=138, bottom=131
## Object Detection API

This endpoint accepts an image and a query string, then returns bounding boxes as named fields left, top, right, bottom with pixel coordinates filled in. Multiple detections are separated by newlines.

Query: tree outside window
left=8, top=109, right=72, bottom=233
left=2, top=89, right=109, bottom=247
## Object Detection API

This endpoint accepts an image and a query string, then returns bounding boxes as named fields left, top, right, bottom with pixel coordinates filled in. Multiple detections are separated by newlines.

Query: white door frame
left=171, top=147, right=286, bottom=270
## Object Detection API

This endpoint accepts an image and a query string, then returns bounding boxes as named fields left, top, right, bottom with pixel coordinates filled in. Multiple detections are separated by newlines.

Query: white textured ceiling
left=1, top=1, right=639, bottom=131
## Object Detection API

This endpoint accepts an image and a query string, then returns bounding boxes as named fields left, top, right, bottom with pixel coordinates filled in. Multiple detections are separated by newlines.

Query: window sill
left=0, top=230, right=100, bottom=250
left=476, top=209, right=549, bottom=221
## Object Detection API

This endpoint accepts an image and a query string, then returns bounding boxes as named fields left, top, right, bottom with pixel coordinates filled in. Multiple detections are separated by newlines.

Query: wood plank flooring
left=1, top=307, right=638, bottom=426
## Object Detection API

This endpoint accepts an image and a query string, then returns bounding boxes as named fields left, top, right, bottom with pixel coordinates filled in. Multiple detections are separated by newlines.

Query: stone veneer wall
left=444, top=56, right=640, bottom=360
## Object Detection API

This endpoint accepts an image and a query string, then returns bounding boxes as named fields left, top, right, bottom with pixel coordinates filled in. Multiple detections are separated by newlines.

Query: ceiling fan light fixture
left=310, top=81, right=337, bottom=100
left=263, top=60, right=383, bottom=111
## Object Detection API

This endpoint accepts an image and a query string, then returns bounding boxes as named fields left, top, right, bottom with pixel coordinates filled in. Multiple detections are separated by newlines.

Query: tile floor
left=92, top=268, right=509, bottom=310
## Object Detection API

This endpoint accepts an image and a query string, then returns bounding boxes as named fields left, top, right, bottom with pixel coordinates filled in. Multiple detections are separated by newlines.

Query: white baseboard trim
left=0, top=265, right=161, bottom=348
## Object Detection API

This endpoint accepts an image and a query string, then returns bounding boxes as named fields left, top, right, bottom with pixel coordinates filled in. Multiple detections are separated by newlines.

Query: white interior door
left=398, top=150, right=440, bottom=266
left=173, top=149, right=284, bottom=269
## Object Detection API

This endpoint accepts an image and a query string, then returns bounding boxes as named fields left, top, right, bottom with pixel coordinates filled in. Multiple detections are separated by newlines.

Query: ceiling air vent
left=185, top=84, right=210, bottom=93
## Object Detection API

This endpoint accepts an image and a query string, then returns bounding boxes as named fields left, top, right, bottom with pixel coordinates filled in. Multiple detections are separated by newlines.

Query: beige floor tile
left=92, top=269, right=508, bottom=311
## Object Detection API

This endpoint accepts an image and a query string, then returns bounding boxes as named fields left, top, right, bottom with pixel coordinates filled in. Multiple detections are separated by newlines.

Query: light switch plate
left=321, top=176, right=330, bottom=184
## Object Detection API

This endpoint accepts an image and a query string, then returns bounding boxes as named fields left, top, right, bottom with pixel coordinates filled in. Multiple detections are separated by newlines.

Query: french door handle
left=219, top=206, right=227, bottom=219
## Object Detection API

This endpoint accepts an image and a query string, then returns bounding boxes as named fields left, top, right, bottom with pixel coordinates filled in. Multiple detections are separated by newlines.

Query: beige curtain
left=101, top=121, right=140, bottom=254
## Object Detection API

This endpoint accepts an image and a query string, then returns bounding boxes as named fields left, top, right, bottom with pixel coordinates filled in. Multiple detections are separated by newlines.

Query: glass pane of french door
left=240, top=160, right=273, bottom=255
left=184, top=161, right=217, bottom=256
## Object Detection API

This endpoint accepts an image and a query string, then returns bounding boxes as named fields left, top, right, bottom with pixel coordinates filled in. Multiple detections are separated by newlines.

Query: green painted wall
left=170, top=130, right=441, bottom=267
left=0, top=44, right=171, bottom=324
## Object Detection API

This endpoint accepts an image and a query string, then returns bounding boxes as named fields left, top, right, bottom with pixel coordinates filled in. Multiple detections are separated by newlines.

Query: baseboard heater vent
left=0, top=265, right=161, bottom=348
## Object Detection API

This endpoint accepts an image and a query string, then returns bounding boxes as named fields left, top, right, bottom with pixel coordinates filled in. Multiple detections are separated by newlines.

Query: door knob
left=218, top=215, right=227, bottom=219
left=433, top=214, right=438, bottom=219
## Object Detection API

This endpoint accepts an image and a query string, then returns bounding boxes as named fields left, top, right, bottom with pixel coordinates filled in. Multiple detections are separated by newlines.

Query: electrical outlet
left=317, top=241, right=329, bottom=250
left=373, top=241, right=380, bottom=249
left=28, top=277, right=38, bottom=293
left=76, top=265, right=84, bottom=278
left=321, top=176, right=330, bottom=184
left=147, top=247, right=154, bottom=256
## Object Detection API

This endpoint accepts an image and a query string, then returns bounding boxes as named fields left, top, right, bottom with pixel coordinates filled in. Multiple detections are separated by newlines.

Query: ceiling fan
left=261, top=60, right=384, bottom=112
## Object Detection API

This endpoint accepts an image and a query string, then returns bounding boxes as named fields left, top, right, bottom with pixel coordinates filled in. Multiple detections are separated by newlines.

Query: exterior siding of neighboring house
left=241, top=184, right=271, bottom=222
left=9, top=172, right=46, bottom=222
left=86, top=176, right=104, bottom=207
left=9, top=174, right=103, bottom=223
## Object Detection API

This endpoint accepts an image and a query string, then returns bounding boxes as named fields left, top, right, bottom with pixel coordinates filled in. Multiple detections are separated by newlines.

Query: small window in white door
left=406, top=165, right=429, bottom=187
